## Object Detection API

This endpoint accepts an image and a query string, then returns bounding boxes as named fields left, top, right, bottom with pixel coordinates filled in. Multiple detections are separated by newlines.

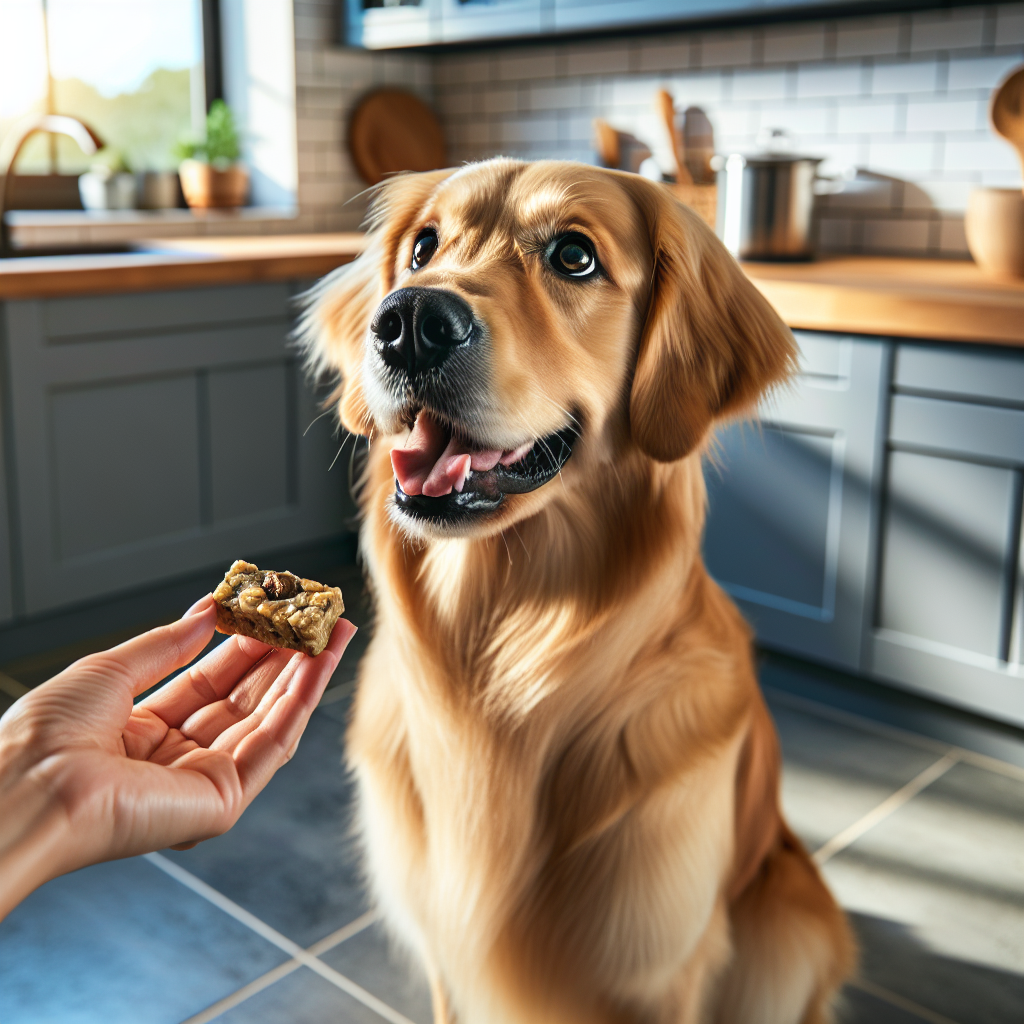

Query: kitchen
left=1, top=1, right=1023, bottom=1022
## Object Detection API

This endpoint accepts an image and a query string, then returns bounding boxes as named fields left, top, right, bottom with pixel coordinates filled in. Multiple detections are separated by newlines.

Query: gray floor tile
left=212, top=966, right=387, bottom=1024
left=164, top=711, right=369, bottom=948
left=0, top=857, right=286, bottom=1024
left=839, top=984, right=936, bottom=1023
left=321, top=921, right=433, bottom=1024
left=823, top=763, right=1024, bottom=1024
left=766, top=696, right=946, bottom=852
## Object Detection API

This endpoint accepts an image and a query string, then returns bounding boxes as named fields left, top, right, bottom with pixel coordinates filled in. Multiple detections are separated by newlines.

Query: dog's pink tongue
left=391, top=412, right=503, bottom=497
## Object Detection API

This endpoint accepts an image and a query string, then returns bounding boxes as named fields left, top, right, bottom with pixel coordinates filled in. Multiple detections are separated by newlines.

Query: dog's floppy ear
left=621, top=176, right=797, bottom=463
left=300, top=168, right=455, bottom=436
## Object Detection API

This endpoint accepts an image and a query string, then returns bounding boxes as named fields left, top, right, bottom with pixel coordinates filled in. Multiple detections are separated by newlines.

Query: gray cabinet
left=704, top=331, right=890, bottom=672
left=867, top=343, right=1024, bottom=727
left=0, top=283, right=351, bottom=619
left=347, top=0, right=902, bottom=49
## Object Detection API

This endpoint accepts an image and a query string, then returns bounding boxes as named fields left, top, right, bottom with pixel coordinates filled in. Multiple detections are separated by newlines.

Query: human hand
left=0, top=597, right=356, bottom=919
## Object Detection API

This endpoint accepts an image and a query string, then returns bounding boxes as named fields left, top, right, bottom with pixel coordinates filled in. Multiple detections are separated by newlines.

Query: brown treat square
left=212, top=560, right=345, bottom=657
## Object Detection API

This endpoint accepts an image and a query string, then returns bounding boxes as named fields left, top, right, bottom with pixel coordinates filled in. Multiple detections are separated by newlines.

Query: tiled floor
left=2, top=634, right=1022, bottom=1022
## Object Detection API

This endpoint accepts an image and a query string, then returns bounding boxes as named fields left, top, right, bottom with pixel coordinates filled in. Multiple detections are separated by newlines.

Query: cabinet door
left=2, top=285, right=351, bottom=617
left=703, top=332, right=889, bottom=671
left=356, top=0, right=441, bottom=48
left=867, top=358, right=1024, bottom=727
left=440, top=0, right=543, bottom=42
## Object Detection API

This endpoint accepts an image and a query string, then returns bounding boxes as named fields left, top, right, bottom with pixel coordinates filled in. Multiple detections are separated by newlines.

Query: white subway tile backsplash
left=499, top=115, right=560, bottom=145
left=498, top=48, right=557, bottom=82
left=868, top=138, right=940, bottom=175
left=947, top=53, right=1024, bottom=91
left=529, top=80, right=585, bottom=111
left=906, top=98, right=984, bottom=133
left=939, top=215, right=969, bottom=254
left=666, top=72, right=724, bottom=106
left=566, top=41, right=632, bottom=76
left=483, top=86, right=520, bottom=115
left=638, top=38, right=693, bottom=73
left=817, top=216, right=855, bottom=251
left=731, top=69, right=789, bottom=102
left=997, top=3, right=1024, bottom=43
left=757, top=102, right=832, bottom=138
left=762, top=24, right=826, bottom=64
left=797, top=63, right=863, bottom=99
left=710, top=106, right=758, bottom=138
left=835, top=16, right=903, bottom=59
left=910, top=7, right=986, bottom=52
left=944, top=135, right=1023, bottom=172
left=699, top=30, right=755, bottom=69
left=908, top=178, right=975, bottom=211
left=296, top=2, right=1022, bottom=258
left=862, top=217, right=931, bottom=252
left=609, top=75, right=663, bottom=108
left=836, top=100, right=899, bottom=135
left=870, top=59, right=939, bottom=95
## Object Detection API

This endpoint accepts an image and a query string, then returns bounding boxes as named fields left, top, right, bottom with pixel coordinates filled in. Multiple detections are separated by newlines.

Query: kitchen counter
left=743, top=257, right=1024, bottom=347
left=0, top=235, right=366, bottom=301
left=1, top=238, right=1022, bottom=346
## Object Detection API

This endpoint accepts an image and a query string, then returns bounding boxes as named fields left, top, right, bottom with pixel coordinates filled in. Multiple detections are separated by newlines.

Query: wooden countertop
left=1, top=237, right=1022, bottom=346
left=743, top=257, right=1024, bottom=347
left=0, top=234, right=366, bottom=302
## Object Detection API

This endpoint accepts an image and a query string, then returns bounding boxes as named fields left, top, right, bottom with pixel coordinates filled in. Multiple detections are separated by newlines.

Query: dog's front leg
left=426, top=963, right=454, bottom=1024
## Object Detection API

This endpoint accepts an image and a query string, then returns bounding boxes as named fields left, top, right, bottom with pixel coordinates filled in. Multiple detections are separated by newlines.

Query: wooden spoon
left=990, top=64, right=1024, bottom=192
left=656, top=89, right=693, bottom=185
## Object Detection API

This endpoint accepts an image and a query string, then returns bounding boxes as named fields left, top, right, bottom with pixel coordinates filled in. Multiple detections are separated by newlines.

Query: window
left=0, top=0, right=206, bottom=175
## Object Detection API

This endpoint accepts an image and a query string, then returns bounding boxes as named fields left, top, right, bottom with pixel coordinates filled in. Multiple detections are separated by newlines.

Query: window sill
left=4, top=207, right=298, bottom=251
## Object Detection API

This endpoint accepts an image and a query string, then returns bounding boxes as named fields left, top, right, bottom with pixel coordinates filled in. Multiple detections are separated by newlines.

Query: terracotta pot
left=178, top=160, right=249, bottom=209
left=965, top=187, right=1024, bottom=279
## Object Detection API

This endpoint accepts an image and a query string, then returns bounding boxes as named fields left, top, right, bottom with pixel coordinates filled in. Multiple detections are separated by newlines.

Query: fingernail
left=184, top=594, right=213, bottom=618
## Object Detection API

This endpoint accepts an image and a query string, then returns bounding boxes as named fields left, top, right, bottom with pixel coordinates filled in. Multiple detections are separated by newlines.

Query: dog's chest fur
left=346, top=460, right=754, bottom=1019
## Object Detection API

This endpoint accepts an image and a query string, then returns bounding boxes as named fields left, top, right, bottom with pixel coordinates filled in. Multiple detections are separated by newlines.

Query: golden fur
left=305, top=159, right=855, bottom=1023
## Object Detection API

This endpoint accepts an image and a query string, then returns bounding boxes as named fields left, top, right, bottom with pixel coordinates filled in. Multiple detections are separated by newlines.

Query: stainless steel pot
left=714, top=152, right=824, bottom=261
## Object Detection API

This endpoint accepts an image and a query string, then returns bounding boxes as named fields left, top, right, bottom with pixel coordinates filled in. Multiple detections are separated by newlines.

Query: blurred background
left=0, top=2, right=1023, bottom=1024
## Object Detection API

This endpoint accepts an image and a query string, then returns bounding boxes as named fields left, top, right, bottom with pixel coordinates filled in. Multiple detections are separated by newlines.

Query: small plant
left=174, top=100, right=241, bottom=167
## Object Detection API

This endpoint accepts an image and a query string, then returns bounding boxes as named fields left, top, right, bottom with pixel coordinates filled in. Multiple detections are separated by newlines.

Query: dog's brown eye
left=412, top=228, right=438, bottom=270
left=548, top=234, right=597, bottom=279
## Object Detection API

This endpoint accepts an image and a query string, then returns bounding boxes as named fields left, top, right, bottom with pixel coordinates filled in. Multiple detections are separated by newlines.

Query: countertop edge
left=2, top=244, right=1022, bottom=347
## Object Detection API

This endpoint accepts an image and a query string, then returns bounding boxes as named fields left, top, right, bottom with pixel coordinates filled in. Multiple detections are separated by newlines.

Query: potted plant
left=176, top=100, right=248, bottom=209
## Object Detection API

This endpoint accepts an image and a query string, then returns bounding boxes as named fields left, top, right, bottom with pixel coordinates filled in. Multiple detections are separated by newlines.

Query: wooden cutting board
left=348, top=88, right=447, bottom=186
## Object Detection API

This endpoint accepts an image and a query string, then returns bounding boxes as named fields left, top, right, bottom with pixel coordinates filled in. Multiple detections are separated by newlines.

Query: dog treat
left=213, top=560, right=344, bottom=657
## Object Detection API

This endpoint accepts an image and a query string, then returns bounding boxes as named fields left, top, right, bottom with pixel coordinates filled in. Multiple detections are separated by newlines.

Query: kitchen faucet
left=0, top=114, right=104, bottom=257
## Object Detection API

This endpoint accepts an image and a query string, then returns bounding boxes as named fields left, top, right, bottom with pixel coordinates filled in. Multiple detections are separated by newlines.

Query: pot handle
left=814, top=165, right=857, bottom=195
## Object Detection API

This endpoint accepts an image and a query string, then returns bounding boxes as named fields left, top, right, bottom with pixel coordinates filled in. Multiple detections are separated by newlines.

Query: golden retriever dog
left=303, top=158, right=855, bottom=1024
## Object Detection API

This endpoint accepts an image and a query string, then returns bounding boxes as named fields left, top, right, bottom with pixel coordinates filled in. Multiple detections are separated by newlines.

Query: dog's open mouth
left=390, top=409, right=577, bottom=521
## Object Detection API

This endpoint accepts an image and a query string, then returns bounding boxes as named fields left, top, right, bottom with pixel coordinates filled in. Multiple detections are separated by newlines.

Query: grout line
left=813, top=752, right=960, bottom=866
left=179, top=910, right=378, bottom=1024
left=144, top=855, right=412, bottom=1024
left=848, top=977, right=962, bottom=1024
left=763, top=684, right=1024, bottom=784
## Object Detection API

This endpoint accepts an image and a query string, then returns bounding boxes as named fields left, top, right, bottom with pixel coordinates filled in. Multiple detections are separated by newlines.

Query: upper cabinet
left=345, top=0, right=903, bottom=49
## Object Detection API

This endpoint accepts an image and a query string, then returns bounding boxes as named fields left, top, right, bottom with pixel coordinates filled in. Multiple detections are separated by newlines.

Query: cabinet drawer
left=894, top=343, right=1024, bottom=408
left=41, top=284, right=291, bottom=342
left=890, top=394, right=1024, bottom=464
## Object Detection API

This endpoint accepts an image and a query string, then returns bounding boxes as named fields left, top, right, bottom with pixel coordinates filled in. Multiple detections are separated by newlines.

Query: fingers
left=220, top=620, right=357, bottom=806
left=138, top=633, right=276, bottom=729
left=177, top=647, right=297, bottom=748
left=85, top=600, right=218, bottom=700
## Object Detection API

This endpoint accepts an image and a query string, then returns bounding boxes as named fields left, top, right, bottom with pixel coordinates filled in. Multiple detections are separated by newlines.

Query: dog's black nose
left=371, top=287, right=476, bottom=375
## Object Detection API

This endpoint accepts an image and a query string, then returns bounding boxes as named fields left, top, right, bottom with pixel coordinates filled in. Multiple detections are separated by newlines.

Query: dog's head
left=304, top=159, right=795, bottom=540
